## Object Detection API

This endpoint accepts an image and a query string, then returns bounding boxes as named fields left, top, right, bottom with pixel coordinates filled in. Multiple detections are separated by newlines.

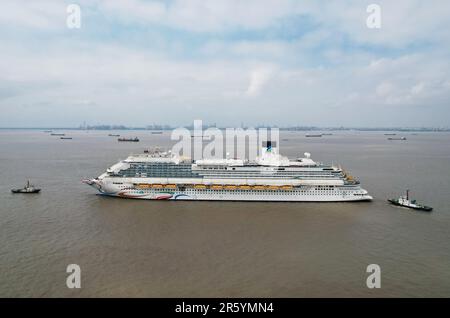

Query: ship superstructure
left=83, top=143, right=372, bottom=202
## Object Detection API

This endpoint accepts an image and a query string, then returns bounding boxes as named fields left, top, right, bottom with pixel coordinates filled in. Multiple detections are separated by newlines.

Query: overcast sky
left=1, top=0, right=450, bottom=127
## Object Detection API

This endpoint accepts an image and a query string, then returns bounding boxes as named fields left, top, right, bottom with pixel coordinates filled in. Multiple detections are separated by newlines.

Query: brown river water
left=0, top=130, right=449, bottom=297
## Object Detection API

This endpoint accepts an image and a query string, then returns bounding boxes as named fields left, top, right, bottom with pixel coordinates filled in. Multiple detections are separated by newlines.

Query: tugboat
left=11, top=180, right=41, bottom=194
left=388, top=190, right=432, bottom=212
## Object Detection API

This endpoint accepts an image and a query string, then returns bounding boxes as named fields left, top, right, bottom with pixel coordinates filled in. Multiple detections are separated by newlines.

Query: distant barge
left=118, top=137, right=140, bottom=142
left=388, top=137, right=407, bottom=140
left=306, top=134, right=323, bottom=137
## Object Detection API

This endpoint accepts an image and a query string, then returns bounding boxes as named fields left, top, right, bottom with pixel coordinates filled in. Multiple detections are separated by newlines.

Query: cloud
left=411, top=82, right=425, bottom=96
left=97, top=0, right=302, bottom=32
left=0, top=1, right=450, bottom=127
left=99, top=0, right=166, bottom=24
left=246, top=68, right=273, bottom=97
left=0, top=0, right=65, bottom=29
left=376, top=82, right=394, bottom=98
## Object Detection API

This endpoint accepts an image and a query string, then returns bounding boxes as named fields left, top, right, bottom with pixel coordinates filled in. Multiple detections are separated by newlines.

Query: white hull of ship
left=96, top=188, right=372, bottom=202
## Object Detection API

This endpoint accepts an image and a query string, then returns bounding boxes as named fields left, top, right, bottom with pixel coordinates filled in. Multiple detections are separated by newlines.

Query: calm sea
left=0, top=129, right=449, bottom=297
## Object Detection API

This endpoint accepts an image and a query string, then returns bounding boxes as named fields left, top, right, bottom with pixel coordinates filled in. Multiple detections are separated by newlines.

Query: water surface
left=1, top=130, right=449, bottom=297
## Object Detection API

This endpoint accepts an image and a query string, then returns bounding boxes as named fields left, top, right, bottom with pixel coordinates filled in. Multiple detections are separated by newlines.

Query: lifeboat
left=194, top=184, right=207, bottom=189
left=267, top=186, right=280, bottom=190
left=224, top=185, right=237, bottom=190
left=136, top=184, right=150, bottom=189
left=151, top=184, right=163, bottom=189
left=239, top=185, right=252, bottom=190
left=211, top=185, right=223, bottom=190
left=281, top=185, right=293, bottom=190
left=164, top=184, right=177, bottom=189
left=253, top=186, right=266, bottom=190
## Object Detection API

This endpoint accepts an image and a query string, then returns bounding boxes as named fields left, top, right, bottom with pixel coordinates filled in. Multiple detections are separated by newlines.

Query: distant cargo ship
left=388, top=137, right=407, bottom=140
left=83, top=141, right=372, bottom=202
left=306, top=134, right=322, bottom=137
left=108, top=134, right=121, bottom=137
left=118, top=137, right=139, bottom=142
left=51, top=133, right=65, bottom=136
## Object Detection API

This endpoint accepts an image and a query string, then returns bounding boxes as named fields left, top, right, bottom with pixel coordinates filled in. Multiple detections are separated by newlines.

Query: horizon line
left=1, top=126, right=450, bottom=131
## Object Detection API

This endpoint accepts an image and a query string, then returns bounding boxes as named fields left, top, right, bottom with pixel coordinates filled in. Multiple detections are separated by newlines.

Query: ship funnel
left=262, top=141, right=277, bottom=154
left=304, top=152, right=311, bottom=158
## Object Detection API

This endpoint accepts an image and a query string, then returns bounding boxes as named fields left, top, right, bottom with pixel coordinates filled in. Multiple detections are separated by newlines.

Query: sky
left=1, top=0, right=450, bottom=128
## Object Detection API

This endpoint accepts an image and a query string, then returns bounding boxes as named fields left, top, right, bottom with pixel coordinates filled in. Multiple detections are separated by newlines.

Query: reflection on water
left=0, top=130, right=449, bottom=297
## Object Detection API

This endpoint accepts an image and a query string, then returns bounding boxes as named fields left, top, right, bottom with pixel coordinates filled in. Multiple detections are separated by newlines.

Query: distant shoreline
left=1, top=127, right=449, bottom=132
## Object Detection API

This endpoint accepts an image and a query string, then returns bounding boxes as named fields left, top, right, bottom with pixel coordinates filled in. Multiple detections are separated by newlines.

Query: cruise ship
left=83, top=142, right=372, bottom=202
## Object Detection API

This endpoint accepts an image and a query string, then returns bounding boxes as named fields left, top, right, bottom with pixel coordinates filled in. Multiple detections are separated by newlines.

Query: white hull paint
left=90, top=183, right=372, bottom=202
